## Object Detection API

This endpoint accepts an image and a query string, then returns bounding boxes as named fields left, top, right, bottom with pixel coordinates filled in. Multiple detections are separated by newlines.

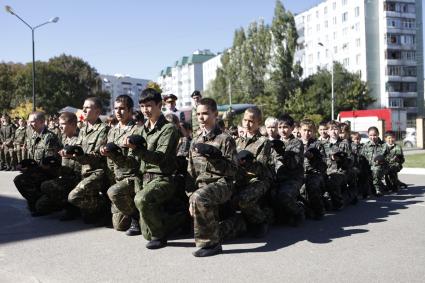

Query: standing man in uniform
left=12, top=118, right=27, bottom=170
left=126, top=88, right=185, bottom=249
left=163, top=94, right=185, bottom=122
left=191, top=90, right=202, bottom=134
left=100, top=94, right=141, bottom=234
left=63, top=97, right=110, bottom=224
left=0, top=114, right=16, bottom=171
left=14, top=111, right=61, bottom=216
left=187, top=98, right=237, bottom=257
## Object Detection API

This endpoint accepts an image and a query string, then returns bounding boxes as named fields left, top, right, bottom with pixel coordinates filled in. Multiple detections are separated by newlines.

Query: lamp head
left=50, top=17, right=59, bottom=23
left=5, top=5, right=15, bottom=15
left=318, top=42, right=324, bottom=47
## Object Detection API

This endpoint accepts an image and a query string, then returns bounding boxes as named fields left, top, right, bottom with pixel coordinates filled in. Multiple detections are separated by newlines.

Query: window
left=389, top=98, right=402, bottom=108
left=402, top=51, right=416, bottom=61
left=333, top=2, right=336, bottom=10
left=343, top=27, right=348, bottom=36
left=387, top=65, right=402, bottom=76
left=317, top=51, right=320, bottom=61
left=316, top=11, right=319, bottom=18
left=333, top=31, right=337, bottom=40
left=356, top=54, right=361, bottom=65
left=334, top=46, right=338, bottom=54
left=356, top=38, right=361, bottom=47
left=308, top=54, right=313, bottom=63
left=402, top=19, right=415, bottom=29
left=343, top=58, right=349, bottom=67
left=404, top=98, right=417, bottom=107
left=324, top=20, right=328, bottom=28
left=307, top=14, right=311, bottom=22
left=355, top=22, right=360, bottom=31
left=342, top=43, right=349, bottom=51
left=324, top=6, right=328, bottom=14
left=317, top=24, right=320, bottom=31
left=342, top=12, right=348, bottom=22
left=342, top=0, right=347, bottom=6
left=355, top=7, right=360, bottom=17
left=333, top=16, right=337, bottom=25
left=401, top=34, right=415, bottom=45
left=385, top=50, right=401, bottom=60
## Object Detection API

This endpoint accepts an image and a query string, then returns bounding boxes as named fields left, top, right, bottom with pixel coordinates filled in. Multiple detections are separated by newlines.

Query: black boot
left=125, top=218, right=141, bottom=236
left=192, top=243, right=222, bottom=257
left=146, top=238, right=167, bottom=249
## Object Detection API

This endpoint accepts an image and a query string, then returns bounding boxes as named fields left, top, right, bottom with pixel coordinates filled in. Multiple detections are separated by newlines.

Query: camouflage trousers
left=36, top=174, right=81, bottom=214
left=371, top=164, right=388, bottom=193
left=234, top=178, right=270, bottom=225
left=300, top=172, right=325, bottom=218
left=68, top=169, right=109, bottom=218
left=189, top=177, right=233, bottom=248
left=0, top=145, right=12, bottom=168
left=14, top=169, right=51, bottom=212
left=273, top=178, right=304, bottom=223
left=385, top=163, right=403, bottom=191
left=219, top=212, right=247, bottom=241
left=325, top=171, right=345, bottom=209
left=107, top=177, right=137, bottom=231
left=134, top=175, right=186, bottom=241
left=11, top=144, right=26, bottom=167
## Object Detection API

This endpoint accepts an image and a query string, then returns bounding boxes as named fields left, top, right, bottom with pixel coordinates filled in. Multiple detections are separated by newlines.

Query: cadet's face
left=385, top=135, right=395, bottom=145
left=192, top=95, right=201, bottom=106
left=197, top=104, right=217, bottom=131
left=114, top=101, right=132, bottom=123
left=328, top=126, right=340, bottom=139
left=28, top=115, right=44, bottom=133
left=140, top=100, right=162, bottom=121
left=293, top=127, right=301, bottom=138
left=318, top=126, right=328, bottom=138
left=278, top=123, right=293, bottom=139
left=165, top=100, right=176, bottom=110
left=242, top=112, right=260, bottom=136
left=82, top=101, right=100, bottom=122
left=59, top=118, right=76, bottom=137
left=368, top=130, right=379, bottom=143
left=352, top=135, right=361, bottom=144
left=300, top=125, right=314, bottom=141
left=19, top=119, right=26, bottom=127
left=266, top=124, right=278, bottom=138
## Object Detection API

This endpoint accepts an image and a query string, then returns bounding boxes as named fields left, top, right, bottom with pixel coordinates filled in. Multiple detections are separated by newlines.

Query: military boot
left=126, top=218, right=141, bottom=236
left=192, top=243, right=222, bottom=257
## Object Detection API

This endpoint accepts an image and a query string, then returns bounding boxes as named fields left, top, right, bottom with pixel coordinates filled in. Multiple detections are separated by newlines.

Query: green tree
left=0, top=62, right=23, bottom=112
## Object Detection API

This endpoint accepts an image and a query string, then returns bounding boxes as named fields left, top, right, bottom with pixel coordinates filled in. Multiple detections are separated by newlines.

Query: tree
left=0, top=62, right=23, bottom=112
left=146, top=81, right=162, bottom=93
left=9, top=100, right=44, bottom=119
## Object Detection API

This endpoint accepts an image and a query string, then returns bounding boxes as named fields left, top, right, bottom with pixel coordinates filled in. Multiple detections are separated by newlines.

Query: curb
left=400, top=168, right=425, bottom=175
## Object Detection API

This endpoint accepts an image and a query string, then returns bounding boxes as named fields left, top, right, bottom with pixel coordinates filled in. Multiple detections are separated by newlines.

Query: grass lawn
left=404, top=153, right=425, bottom=168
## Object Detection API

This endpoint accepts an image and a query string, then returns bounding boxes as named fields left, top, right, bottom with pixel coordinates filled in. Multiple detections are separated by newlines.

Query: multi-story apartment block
left=203, top=53, right=223, bottom=91
left=157, top=50, right=215, bottom=108
left=295, top=0, right=423, bottom=122
left=100, top=74, right=150, bottom=113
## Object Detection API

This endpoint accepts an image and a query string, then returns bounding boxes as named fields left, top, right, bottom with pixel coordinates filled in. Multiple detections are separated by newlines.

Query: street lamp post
left=5, top=5, right=59, bottom=111
left=318, top=42, right=335, bottom=120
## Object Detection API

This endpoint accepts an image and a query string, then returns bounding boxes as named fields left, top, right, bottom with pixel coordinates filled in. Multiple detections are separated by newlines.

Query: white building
left=100, top=74, right=150, bottom=113
left=295, top=0, right=424, bottom=122
left=157, top=50, right=215, bottom=108
left=203, top=53, right=223, bottom=91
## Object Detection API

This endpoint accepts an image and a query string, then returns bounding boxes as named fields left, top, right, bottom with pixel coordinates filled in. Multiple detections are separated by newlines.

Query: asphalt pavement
left=1, top=171, right=424, bottom=283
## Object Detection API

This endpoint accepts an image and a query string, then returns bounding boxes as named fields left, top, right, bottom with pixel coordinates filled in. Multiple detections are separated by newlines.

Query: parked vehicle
left=403, top=128, right=416, bottom=148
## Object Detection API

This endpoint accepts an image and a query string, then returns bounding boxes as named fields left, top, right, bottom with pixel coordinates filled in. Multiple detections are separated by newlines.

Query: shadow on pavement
left=223, top=185, right=425, bottom=254
left=0, top=195, right=94, bottom=245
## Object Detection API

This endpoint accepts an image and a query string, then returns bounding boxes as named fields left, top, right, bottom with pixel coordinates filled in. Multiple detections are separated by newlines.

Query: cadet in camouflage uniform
left=190, top=90, right=202, bottom=134
left=126, top=88, right=185, bottom=249
left=361, top=126, right=389, bottom=196
left=37, top=112, right=82, bottom=218
left=100, top=95, right=141, bottom=233
left=13, top=111, right=61, bottom=215
left=273, top=114, right=305, bottom=226
left=299, top=119, right=327, bottom=220
left=63, top=97, right=110, bottom=223
left=234, top=108, right=273, bottom=237
left=384, top=131, right=405, bottom=192
left=187, top=98, right=238, bottom=257
left=12, top=118, right=27, bottom=169
left=0, top=114, right=16, bottom=170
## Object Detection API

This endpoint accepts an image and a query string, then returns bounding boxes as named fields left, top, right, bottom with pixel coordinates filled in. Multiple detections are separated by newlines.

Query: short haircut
left=198, top=98, right=217, bottom=112
left=30, top=111, right=46, bottom=122
left=245, top=107, right=262, bottom=122
left=139, top=88, right=162, bottom=104
left=85, top=96, right=103, bottom=110
left=351, top=131, right=360, bottom=138
left=264, top=117, right=278, bottom=127
left=277, top=113, right=295, bottom=128
left=384, top=131, right=395, bottom=138
left=318, top=121, right=329, bottom=128
left=191, top=90, right=202, bottom=97
left=340, top=122, right=351, bottom=133
left=327, top=120, right=340, bottom=129
left=59, top=112, right=78, bottom=125
left=300, top=119, right=316, bottom=130
left=115, top=94, right=134, bottom=109
left=368, top=126, right=379, bottom=134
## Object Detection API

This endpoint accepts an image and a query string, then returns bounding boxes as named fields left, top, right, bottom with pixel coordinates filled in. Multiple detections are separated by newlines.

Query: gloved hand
left=270, top=139, right=285, bottom=156
left=127, top=135, right=147, bottom=150
left=193, top=143, right=222, bottom=158
left=41, top=156, right=61, bottom=169
left=19, top=159, right=38, bottom=170
left=374, top=154, right=385, bottom=165
left=64, top=145, right=84, bottom=156
left=305, top=147, right=321, bottom=160
left=104, top=142, right=122, bottom=154
left=237, top=150, right=254, bottom=167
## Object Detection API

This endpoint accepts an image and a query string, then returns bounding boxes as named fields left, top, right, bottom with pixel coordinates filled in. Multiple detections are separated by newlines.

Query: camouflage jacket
left=25, top=127, right=61, bottom=164
left=61, top=131, right=82, bottom=177
left=360, top=139, right=389, bottom=166
left=0, top=123, right=16, bottom=146
left=187, top=125, right=237, bottom=188
left=106, top=121, right=140, bottom=181
left=74, top=119, right=109, bottom=176
left=191, top=107, right=200, bottom=134
left=302, top=138, right=327, bottom=175
left=386, top=143, right=404, bottom=165
left=131, top=114, right=178, bottom=176
left=13, top=126, right=27, bottom=145
left=323, top=137, right=353, bottom=173
left=177, top=136, right=192, bottom=158
left=275, top=134, right=304, bottom=181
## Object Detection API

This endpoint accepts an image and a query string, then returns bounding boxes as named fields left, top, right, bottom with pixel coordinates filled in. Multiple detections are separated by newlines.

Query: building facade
left=157, top=50, right=215, bottom=108
left=295, top=0, right=424, bottom=122
left=203, top=53, right=223, bottom=91
left=100, top=74, right=150, bottom=113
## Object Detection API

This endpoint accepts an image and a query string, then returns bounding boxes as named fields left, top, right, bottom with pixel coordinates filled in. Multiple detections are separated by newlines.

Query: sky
left=1, top=0, right=423, bottom=81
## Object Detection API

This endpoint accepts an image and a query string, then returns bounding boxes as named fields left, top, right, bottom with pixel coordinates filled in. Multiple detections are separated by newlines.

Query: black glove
left=237, top=150, right=254, bottom=167
left=331, top=148, right=347, bottom=161
left=193, top=143, right=222, bottom=158
left=41, top=156, right=62, bottom=169
left=270, top=139, right=285, bottom=156
left=19, top=159, right=38, bottom=169
left=104, top=142, right=122, bottom=154
left=305, top=147, right=321, bottom=160
left=374, top=154, right=385, bottom=164
left=127, top=135, right=147, bottom=150
left=64, top=145, right=84, bottom=156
